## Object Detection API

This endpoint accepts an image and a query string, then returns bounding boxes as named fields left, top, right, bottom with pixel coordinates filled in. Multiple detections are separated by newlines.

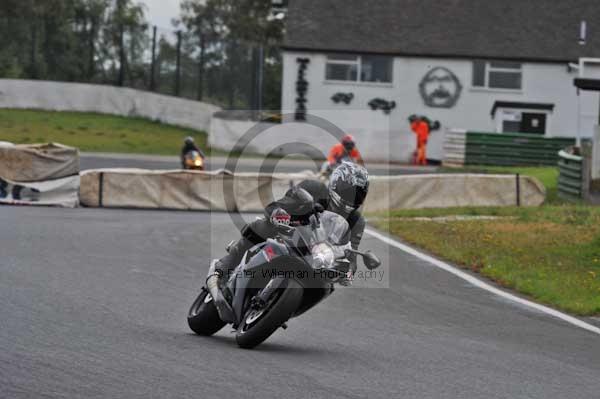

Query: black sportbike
left=187, top=210, right=381, bottom=349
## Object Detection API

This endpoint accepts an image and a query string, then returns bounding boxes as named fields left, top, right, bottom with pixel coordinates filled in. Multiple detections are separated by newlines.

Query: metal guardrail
left=465, top=132, right=575, bottom=166
left=557, top=148, right=583, bottom=200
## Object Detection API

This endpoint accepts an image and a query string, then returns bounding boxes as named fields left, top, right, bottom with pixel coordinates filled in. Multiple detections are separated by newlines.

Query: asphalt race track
left=80, top=153, right=438, bottom=175
left=1, top=206, right=599, bottom=398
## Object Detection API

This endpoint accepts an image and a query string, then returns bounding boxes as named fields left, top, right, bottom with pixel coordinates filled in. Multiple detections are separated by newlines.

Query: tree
left=180, top=0, right=226, bottom=101
left=0, top=0, right=148, bottom=85
left=177, top=0, right=284, bottom=109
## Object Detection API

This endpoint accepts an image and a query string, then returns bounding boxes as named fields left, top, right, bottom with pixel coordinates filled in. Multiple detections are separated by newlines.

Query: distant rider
left=180, top=136, right=206, bottom=168
left=213, top=162, right=372, bottom=289
left=327, top=135, right=365, bottom=167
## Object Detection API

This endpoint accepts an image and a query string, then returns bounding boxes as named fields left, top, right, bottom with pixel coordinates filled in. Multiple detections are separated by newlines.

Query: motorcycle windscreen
left=295, top=211, right=350, bottom=247
left=185, top=151, right=200, bottom=160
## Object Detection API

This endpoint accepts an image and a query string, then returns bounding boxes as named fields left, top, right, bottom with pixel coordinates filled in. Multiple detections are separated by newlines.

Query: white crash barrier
left=0, top=79, right=219, bottom=132
left=0, top=174, right=80, bottom=208
left=79, top=169, right=315, bottom=211
left=79, top=169, right=546, bottom=212
left=0, top=142, right=80, bottom=182
left=363, top=174, right=545, bottom=212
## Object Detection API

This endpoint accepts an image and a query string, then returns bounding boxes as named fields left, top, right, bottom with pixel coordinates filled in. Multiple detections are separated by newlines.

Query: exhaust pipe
left=206, top=260, right=235, bottom=323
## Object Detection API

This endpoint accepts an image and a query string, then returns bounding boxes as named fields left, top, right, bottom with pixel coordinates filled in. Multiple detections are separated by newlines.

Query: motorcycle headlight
left=194, top=159, right=202, bottom=166
left=311, top=243, right=335, bottom=269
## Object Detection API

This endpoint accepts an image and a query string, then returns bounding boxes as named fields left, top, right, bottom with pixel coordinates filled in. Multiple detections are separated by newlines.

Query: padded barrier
left=79, top=169, right=546, bottom=212
left=0, top=143, right=79, bottom=182
left=79, top=169, right=314, bottom=211
left=365, top=174, right=545, bottom=211
left=0, top=175, right=80, bottom=208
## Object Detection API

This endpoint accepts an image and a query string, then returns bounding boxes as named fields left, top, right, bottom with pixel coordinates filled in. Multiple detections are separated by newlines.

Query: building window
left=473, top=60, right=522, bottom=90
left=491, top=101, right=553, bottom=135
left=326, top=54, right=392, bottom=83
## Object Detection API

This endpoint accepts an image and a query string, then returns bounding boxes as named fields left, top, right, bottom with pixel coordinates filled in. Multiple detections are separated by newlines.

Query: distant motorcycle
left=183, top=151, right=205, bottom=170
left=187, top=209, right=381, bottom=349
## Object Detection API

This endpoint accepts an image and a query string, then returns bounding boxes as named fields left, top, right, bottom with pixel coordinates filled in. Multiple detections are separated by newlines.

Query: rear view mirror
left=362, top=251, right=381, bottom=270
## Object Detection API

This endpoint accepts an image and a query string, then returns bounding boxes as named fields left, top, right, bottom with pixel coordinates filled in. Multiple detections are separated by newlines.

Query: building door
left=520, top=113, right=546, bottom=135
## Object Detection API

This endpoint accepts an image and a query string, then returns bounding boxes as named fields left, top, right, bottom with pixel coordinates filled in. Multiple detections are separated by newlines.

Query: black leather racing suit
left=215, top=180, right=366, bottom=279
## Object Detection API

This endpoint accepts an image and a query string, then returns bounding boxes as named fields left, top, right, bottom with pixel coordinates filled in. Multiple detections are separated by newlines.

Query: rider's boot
left=213, top=237, right=255, bottom=294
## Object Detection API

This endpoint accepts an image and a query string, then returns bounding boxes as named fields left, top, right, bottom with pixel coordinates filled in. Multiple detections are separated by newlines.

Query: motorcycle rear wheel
left=187, top=288, right=227, bottom=336
left=235, top=279, right=303, bottom=349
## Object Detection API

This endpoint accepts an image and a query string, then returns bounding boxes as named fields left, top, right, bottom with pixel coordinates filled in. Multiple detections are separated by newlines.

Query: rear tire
left=187, top=288, right=226, bottom=336
left=235, top=279, right=303, bottom=349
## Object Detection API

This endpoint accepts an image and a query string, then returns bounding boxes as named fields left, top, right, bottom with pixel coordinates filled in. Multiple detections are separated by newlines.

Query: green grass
left=0, top=109, right=208, bottom=155
left=371, top=165, right=598, bottom=315
left=373, top=205, right=600, bottom=316
left=442, top=165, right=560, bottom=204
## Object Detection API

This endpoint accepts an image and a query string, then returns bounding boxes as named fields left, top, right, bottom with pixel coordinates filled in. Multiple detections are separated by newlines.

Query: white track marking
left=365, top=228, right=600, bottom=336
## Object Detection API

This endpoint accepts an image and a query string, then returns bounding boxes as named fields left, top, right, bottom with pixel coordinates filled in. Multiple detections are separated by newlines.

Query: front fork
left=252, top=277, right=289, bottom=309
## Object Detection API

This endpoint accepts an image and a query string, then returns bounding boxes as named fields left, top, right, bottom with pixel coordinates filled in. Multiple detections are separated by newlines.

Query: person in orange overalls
left=409, top=116, right=430, bottom=165
left=327, top=134, right=365, bottom=167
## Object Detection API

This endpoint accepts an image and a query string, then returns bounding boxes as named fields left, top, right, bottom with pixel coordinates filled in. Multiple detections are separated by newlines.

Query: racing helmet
left=184, top=136, right=195, bottom=145
left=297, top=180, right=329, bottom=210
left=341, top=134, right=356, bottom=151
left=328, top=162, right=369, bottom=216
left=273, top=186, right=315, bottom=224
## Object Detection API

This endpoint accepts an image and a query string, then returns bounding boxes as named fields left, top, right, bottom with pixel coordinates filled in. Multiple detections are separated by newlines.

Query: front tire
left=235, top=279, right=303, bottom=349
left=187, top=288, right=227, bottom=336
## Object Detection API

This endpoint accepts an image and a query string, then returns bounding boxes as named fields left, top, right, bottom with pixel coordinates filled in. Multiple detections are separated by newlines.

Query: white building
left=280, top=0, right=600, bottom=162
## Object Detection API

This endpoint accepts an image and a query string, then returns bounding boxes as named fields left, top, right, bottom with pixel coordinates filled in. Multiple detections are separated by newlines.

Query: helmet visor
left=343, top=142, right=355, bottom=151
left=335, top=181, right=367, bottom=207
left=329, top=191, right=356, bottom=216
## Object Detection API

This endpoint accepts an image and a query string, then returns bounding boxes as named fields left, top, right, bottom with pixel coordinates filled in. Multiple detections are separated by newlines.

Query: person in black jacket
left=213, top=162, right=370, bottom=287
left=180, top=136, right=206, bottom=168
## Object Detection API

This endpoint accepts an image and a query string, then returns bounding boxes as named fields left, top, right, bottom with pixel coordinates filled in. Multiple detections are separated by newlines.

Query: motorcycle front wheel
left=235, top=279, right=303, bottom=349
left=187, top=288, right=227, bottom=336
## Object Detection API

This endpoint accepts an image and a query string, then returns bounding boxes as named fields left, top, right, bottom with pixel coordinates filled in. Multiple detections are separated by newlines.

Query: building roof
left=283, top=0, right=600, bottom=63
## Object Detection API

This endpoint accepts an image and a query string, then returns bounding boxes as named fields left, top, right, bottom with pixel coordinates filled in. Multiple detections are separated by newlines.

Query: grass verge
left=372, top=205, right=600, bottom=316
left=0, top=109, right=208, bottom=155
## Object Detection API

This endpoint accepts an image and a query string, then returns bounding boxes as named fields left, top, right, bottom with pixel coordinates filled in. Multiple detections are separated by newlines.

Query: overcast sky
left=140, top=0, right=182, bottom=29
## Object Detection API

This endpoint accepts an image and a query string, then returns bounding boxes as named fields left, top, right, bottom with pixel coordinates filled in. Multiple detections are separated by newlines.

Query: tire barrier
left=79, top=169, right=546, bottom=212
left=558, top=147, right=584, bottom=200
left=443, top=130, right=575, bottom=167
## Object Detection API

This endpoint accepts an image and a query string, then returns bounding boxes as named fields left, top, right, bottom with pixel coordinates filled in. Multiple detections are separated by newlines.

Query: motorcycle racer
left=213, top=162, right=372, bottom=289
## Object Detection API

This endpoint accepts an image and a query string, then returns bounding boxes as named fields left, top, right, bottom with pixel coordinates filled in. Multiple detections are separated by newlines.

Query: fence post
left=175, top=30, right=182, bottom=96
left=197, top=34, right=205, bottom=101
left=257, top=45, right=264, bottom=115
left=117, top=0, right=125, bottom=87
left=516, top=173, right=521, bottom=206
left=249, top=47, right=259, bottom=116
left=30, top=24, right=37, bottom=79
left=88, top=19, right=96, bottom=80
left=150, top=26, right=157, bottom=91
